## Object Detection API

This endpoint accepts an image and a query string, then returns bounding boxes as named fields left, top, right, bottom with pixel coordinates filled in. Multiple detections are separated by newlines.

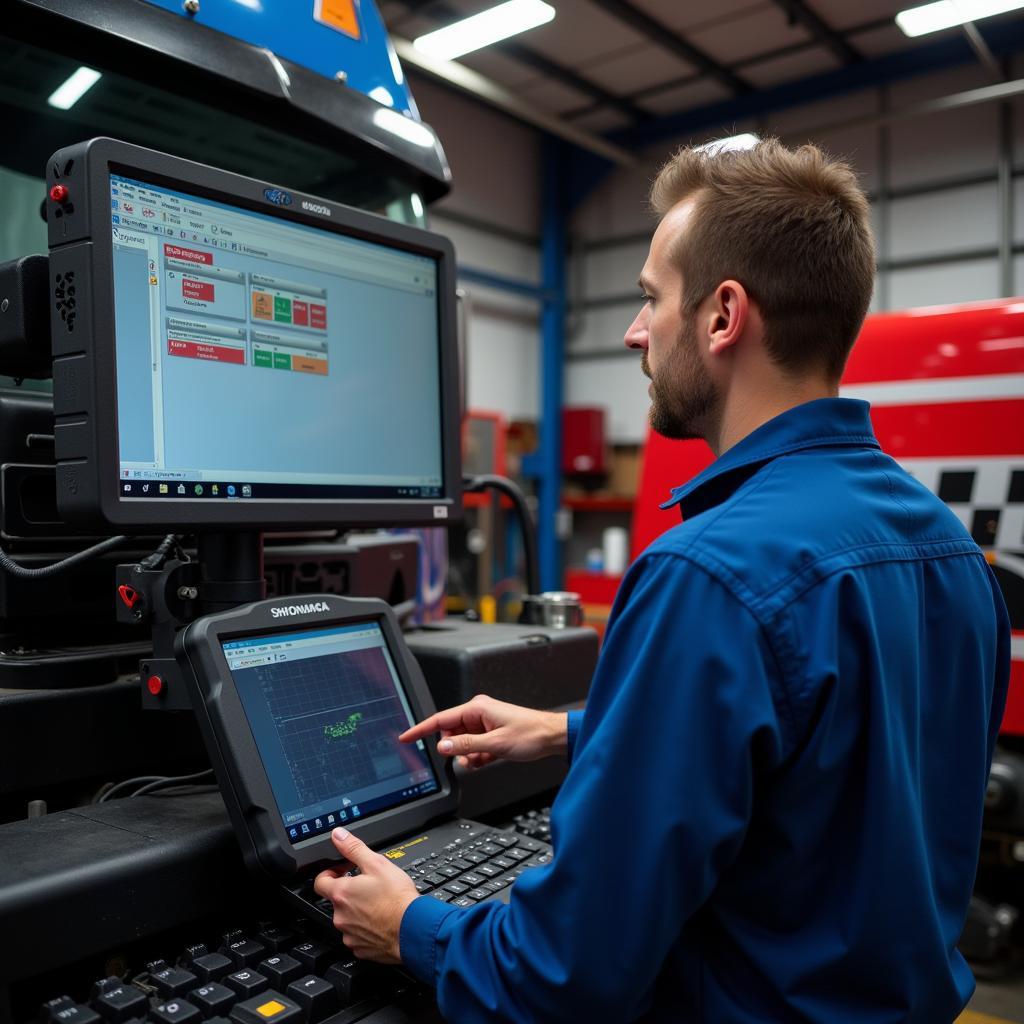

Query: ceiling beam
left=561, top=14, right=896, bottom=123
left=393, top=37, right=636, bottom=165
left=771, top=0, right=863, bottom=65
left=587, top=0, right=753, bottom=95
left=395, top=0, right=651, bottom=123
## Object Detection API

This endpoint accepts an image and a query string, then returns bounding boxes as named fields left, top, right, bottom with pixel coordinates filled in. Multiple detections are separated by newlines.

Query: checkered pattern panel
left=896, top=459, right=1024, bottom=551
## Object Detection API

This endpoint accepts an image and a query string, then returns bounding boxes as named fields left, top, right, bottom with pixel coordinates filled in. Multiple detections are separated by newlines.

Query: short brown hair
left=649, top=139, right=875, bottom=380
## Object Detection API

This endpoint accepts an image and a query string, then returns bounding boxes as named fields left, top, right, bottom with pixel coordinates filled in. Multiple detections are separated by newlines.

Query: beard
left=642, top=315, right=719, bottom=441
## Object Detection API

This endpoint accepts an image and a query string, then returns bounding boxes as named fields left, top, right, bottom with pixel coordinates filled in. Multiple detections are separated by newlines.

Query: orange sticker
left=314, top=0, right=361, bottom=40
left=256, top=1001, right=286, bottom=1018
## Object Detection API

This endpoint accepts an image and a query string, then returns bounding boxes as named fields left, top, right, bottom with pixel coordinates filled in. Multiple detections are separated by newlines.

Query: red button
left=147, top=675, right=164, bottom=696
left=49, top=184, right=69, bottom=204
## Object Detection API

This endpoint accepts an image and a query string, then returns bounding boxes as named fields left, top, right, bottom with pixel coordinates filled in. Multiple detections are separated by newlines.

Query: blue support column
left=538, top=137, right=567, bottom=592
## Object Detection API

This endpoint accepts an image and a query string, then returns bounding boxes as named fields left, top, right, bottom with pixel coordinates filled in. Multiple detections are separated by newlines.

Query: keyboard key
left=188, top=984, right=235, bottom=1019
left=507, top=847, right=531, bottom=862
left=91, top=982, right=148, bottom=1023
left=254, top=926, right=298, bottom=953
left=518, top=838, right=544, bottom=852
left=413, top=879, right=434, bottom=894
left=223, top=940, right=266, bottom=969
left=151, top=968, right=199, bottom=999
left=429, top=890, right=452, bottom=903
left=478, top=843, right=501, bottom=856
left=258, top=955, right=302, bottom=991
left=492, top=835, right=518, bottom=848
left=324, top=958, right=379, bottom=1005
left=443, top=881, right=469, bottom=895
left=150, top=1000, right=201, bottom=1024
left=467, top=888, right=492, bottom=901
left=483, top=878, right=508, bottom=893
left=462, top=851, right=487, bottom=865
left=458, top=872, right=485, bottom=887
left=491, top=857, right=515, bottom=870
left=286, top=976, right=337, bottom=1022
left=224, top=971, right=268, bottom=1000
left=449, top=858, right=473, bottom=871
left=290, top=941, right=332, bottom=975
left=475, top=864, right=500, bottom=878
left=435, top=865, right=460, bottom=879
left=423, top=872, right=446, bottom=885
left=451, top=896, right=477, bottom=908
left=190, top=954, right=233, bottom=985
left=41, top=996, right=101, bottom=1024
left=228, top=993, right=302, bottom=1024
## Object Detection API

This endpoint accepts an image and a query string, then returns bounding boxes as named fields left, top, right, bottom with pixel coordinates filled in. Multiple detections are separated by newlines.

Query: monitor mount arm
left=116, top=531, right=265, bottom=711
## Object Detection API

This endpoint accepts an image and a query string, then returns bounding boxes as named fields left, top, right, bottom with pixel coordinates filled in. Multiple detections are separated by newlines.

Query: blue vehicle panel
left=140, top=0, right=417, bottom=115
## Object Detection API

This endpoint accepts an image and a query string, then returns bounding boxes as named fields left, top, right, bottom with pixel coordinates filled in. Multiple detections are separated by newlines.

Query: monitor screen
left=223, top=620, right=439, bottom=846
left=109, top=172, right=445, bottom=505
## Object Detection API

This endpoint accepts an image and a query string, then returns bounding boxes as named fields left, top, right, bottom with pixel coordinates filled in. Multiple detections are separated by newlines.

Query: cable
left=97, top=775, right=167, bottom=803
left=462, top=474, right=540, bottom=597
left=0, top=534, right=129, bottom=579
left=129, top=770, right=214, bottom=798
left=138, top=534, right=180, bottom=571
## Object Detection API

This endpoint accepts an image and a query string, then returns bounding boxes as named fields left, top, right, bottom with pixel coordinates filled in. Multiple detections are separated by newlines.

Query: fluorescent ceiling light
left=695, top=132, right=760, bottom=156
left=896, top=0, right=1024, bottom=36
left=47, top=66, right=102, bottom=110
left=372, top=108, right=436, bottom=148
left=414, top=0, right=555, bottom=61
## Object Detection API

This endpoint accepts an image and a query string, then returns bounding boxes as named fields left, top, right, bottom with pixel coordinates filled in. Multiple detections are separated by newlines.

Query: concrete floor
left=959, top=975, right=1024, bottom=1023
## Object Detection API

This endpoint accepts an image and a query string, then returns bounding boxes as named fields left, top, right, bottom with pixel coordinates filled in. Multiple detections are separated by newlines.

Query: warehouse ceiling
left=379, top=0, right=1021, bottom=139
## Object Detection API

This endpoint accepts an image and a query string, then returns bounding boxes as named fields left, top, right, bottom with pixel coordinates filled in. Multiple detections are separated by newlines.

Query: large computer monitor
left=46, top=138, right=462, bottom=530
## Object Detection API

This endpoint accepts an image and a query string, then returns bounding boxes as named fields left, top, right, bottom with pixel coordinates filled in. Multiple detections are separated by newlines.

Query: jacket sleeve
left=399, top=553, right=787, bottom=1023
left=565, top=709, right=584, bottom=764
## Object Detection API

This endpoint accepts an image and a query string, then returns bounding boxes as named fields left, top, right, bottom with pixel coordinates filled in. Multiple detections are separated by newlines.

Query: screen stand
left=138, top=531, right=265, bottom=712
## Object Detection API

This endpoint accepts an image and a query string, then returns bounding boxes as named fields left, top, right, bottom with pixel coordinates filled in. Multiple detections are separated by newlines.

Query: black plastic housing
left=175, top=593, right=458, bottom=882
left=0, top=255, right=52, bottom=380
left=46, top=137, right=463, bottom=531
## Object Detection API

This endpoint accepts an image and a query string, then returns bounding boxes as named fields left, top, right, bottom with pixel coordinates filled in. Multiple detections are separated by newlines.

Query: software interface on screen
left=224, top=621, right=439, bottom=846
left=108, top=173, right=444, bottom=503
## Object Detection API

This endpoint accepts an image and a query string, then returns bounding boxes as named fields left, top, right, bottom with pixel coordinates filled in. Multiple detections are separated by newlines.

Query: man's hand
left=399, top=694, right=568, bottom=771
left=314, top=828, right=419, bottom=963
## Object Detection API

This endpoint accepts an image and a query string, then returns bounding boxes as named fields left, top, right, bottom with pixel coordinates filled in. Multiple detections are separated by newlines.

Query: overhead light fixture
left=47, top=66, right=102, bottom=110
left=372, top=108, right=436, bottom=148
left=414, top=0, right=555, bottom=61
left=896, top=0, right=1024, bottom=37
left=695, top=132, right=760, bottom=156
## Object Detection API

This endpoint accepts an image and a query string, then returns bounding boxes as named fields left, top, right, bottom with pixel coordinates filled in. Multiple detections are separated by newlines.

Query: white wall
left=565, top=66, right=1022, bottom=442
left=412, top=78, right=543, bottom=423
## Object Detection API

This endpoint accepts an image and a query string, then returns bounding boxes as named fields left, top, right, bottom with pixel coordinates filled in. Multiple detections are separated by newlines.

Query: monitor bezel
left=48, top=137, right=462, bottom=530
left=178, top=594, right=458, bottom=880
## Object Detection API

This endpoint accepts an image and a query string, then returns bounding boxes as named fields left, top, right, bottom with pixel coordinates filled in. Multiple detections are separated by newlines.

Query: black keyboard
left=34, top=921, right=440, bottom=1024
left=289, top=823, right=552, bottom=922
left=399, top=828, right=550, bottom=909
left=506, top=806, right=551, bottom=844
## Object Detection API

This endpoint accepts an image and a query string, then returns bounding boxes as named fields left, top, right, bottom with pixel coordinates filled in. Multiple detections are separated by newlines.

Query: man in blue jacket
left=314, top=139, right=1010, bottom=1022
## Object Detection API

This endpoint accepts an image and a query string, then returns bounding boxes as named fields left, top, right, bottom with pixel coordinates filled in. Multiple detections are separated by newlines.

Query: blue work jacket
left=401, top=398, right=1010, bottom=1023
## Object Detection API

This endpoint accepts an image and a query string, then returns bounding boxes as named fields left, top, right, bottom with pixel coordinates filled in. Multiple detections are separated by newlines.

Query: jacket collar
left=660, top=398, right=880, bottom=517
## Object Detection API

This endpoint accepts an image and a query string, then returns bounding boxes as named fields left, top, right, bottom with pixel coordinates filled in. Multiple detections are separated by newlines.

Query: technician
left=313, top=140, right=1011, bottom=1022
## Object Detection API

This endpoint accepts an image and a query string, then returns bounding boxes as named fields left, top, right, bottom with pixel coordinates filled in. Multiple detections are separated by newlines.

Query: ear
left=707, top=280, right=749, bottom=357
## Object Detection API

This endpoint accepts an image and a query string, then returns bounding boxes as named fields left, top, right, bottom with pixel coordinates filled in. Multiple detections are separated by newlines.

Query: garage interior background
left=0, top=2, right=1023, bottom=1022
